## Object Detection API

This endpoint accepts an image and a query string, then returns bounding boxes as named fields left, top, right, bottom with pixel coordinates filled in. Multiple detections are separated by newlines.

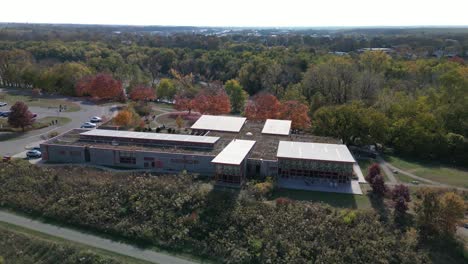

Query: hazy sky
left=2, top=0, right=468, bottom=27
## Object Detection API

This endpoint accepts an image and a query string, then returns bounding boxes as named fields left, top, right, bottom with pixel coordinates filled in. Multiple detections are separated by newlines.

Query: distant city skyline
left=3, top=0, right=468, bottom=27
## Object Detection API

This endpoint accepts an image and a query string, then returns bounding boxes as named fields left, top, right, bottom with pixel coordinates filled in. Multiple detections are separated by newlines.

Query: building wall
left=41, top=144, right=86, bottom=163
left=88, top=147, right=215, bottom=175
left=277, top=158, right=354, bottom=182
left=246, top=159, right=278, bottom=178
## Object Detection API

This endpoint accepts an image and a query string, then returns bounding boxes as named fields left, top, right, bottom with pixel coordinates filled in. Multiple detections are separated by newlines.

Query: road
left=0, top=98, right=119, bottom=156
left=0, top=210, right=196, bottom=264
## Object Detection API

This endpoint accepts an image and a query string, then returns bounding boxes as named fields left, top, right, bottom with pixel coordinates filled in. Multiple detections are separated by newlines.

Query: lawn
left=385, top=155, right=468, bottom=188
left=271, top=187, right=372, bottom=209
left=0, top=116, right=70, bottom=133
left=0, top=90, right=80, bottom=112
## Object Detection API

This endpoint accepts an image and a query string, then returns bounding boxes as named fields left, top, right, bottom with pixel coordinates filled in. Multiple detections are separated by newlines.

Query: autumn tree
left=416, top=189, right=464, bottom=238
left=8, top=101, right=34, bottom=131
left=370, top=174, right=387, bottom=196
left=391, top=184, right=411, bottom=219
left=129, top=85, right=156, bottom=101
left=365, top=163, right=381, bottom=183
left=76, top=73, right=125, bottom=101
left=192, top=87, right=231, bottom=115
left=174, top=93, right=196, bottom=115
left=244, top=93, right=280, bottom=120
left=278, top=100, right=311, bottom=129
left=225, top=79, right=248, bottom=113
left=114, top=110, right=134, bottom=127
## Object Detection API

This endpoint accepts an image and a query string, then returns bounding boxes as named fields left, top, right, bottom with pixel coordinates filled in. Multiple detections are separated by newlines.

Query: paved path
left=376, top=155, right=398, bottom=184
left=0, top=210, right=196, bottom=264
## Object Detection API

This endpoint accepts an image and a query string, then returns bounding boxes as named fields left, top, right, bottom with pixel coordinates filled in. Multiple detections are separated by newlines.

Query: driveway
left=0, top=210, right=196, bottom=264
left=0, top=99, right=120, bottom=156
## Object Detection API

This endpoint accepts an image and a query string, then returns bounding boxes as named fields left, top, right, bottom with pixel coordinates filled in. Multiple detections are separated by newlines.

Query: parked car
left=90, top=116, right=102, bottom=123
left=0, top=102, right=7, bottom=107
left=32, top=113, right=38, bottom=118
left=0, top=111, right=11, bottom=117
left=81, top=122, right=97, bottom=128
left=26, top=150, right=42, bottom=159
left=32, top=146, right=41, bottom=151
left=392, top=169, right=399, bottom=174
left=464, top=223, right=468, bottom=229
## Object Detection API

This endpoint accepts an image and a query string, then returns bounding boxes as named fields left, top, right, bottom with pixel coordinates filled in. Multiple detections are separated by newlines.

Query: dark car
left=0, top=111, right=11, bottom=117
left=26, top=150, right=42, bottom=159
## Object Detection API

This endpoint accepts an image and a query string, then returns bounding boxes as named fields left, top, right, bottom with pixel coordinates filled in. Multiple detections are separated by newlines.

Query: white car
left=26, top=149, right=42, bottom=159
left=81, top=122, right=97, bottom=128
left=90, top=116, right=102, bottom=123
left=0, top=102, right=7, bottom=107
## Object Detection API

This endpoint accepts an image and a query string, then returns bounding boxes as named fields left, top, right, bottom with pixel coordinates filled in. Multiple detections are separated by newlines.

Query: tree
left=225, top=79, right=248, bottom=113
left=114, top=110, right=134, bottom=127
left=391, top=184, right=411, bottom=218
left=278, top=100, right=311, bottom=129
left=176, top=115, right=184, bottom=130
left=8, top=101, right=34, bottom=131
left=174, top=94, right=196, bottom=115
left=244, top=93, right=280, bottom=120
left=157, top=78, right=177, bottom=101
left=281, top=85, right=307, bottom=104
left=76, top=73, right=124, bottom=101
left=192, top=87, right=231, bottom=115
left=439, top=192, right=465, bottom=235
left=370, top=174, right=387, bottom=196
left=129, top=85, right=156, bottom=101
left=365, top=163, right=381, bottom=183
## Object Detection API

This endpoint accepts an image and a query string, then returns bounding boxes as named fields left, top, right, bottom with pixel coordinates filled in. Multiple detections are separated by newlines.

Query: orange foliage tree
left=244, top=93, right=280, bottom=120
left=114, top=110, right=133, bottom=127
left=279, top=100, right=311, bottom=129
left=76, top=73, right=125, bottom=101
left=129, top=85, right=156, bottom=101
left=192, top=88, right=231, bottom=115
left=174, top=93, right=196, bottom=115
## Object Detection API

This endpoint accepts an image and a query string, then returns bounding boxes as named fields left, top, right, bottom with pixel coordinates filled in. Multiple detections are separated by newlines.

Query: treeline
left=0, top=32, right=467, bottom=164
left=0, top=161, right=433, bottom=264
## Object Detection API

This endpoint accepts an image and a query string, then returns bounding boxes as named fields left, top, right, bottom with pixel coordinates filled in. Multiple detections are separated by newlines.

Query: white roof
left=262, top=119, right=291, bottom=135
left=277, top=141, right=355, bottom=163
left=80, top=129, right=219, bottom=144
left=212, top=139, right=256, bottom=165
left=191, top=115, right=246, bottom=132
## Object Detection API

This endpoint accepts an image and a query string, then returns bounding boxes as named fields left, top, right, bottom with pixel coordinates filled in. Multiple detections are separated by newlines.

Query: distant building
left=357, top=48, right=395, bottom=54
left=41, top=115, right=363, bottom=194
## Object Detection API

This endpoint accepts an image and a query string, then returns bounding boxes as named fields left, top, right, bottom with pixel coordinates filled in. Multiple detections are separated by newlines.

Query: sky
left=2, top=0, right=468, bottom=27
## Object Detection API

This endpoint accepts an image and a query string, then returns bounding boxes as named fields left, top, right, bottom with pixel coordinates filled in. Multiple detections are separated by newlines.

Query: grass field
left=0, top=116, right=70, bottom=133
left=385, top=155, right=468, bottom=188
left=271, top=187, right=372, bottom=209
left=0, top=221, right=151, bottom=264
left=0, top=91, right=80, bottom=112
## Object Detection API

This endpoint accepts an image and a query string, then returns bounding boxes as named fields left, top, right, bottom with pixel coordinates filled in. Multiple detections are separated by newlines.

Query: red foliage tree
left=8, top=101, right=34, bottom=131
left=174, top=93, right=196, bottom=115
left=75, top=73, right=125, bottom=101
left=278, top=100, right=311, bottom=129
left=192, top=88, right=231, bottom=115
left=129, top=86, right=156, bottom=101
left=370, top=174, right=387, bottom=196
left=244, top=93, right=280, bottom=120
left=365, top=163, right=381, bottom=183
left=391, top=184, right=411, bottom=216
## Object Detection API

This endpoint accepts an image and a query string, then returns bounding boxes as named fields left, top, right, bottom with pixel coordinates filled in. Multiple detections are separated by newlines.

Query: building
left=41, top=115, right=364, bottom=194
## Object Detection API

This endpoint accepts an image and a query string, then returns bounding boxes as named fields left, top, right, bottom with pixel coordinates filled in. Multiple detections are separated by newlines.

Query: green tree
left=225, top=79, right=248, bottom=113
left=157, top=78, right=177, bottom=101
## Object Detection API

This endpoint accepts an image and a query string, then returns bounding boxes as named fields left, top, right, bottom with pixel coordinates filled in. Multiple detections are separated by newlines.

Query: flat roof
left=191, top=115, right=246, bottom=132
left=211, top=139, right=256, bottom=165
left=80, top=129, right=220, bottom=144
left=261, top=119, right=291, bottom=135
left=277, top=141, right=356, bottom=163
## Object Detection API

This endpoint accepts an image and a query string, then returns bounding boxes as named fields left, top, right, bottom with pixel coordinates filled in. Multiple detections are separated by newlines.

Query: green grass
left=385, top=155, right=468, bottom=188
left=357, top=158, right=390, bottom=182
left=35, top=116, right=71, bottom=126
left=0, top=90, right=80, bottom=112
left=0, top=221, right=153, bottom=264
left=271, top=187, right=372, bottom=209
left=0, top=116, right=70, bottom=133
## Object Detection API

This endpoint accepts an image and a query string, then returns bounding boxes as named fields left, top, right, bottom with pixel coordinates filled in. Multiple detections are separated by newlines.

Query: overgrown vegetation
left=1, top=161, right=466, bottom=263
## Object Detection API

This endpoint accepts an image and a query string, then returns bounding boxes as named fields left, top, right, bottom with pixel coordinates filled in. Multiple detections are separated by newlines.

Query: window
left=119, top=151, right=136, bottom=164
